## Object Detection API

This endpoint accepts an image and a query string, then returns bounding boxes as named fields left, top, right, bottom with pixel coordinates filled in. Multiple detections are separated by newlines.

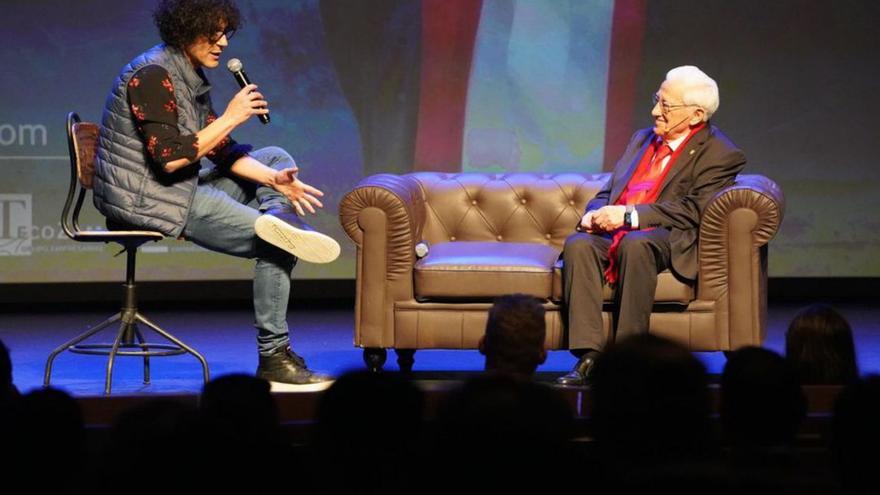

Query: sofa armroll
left=698, top=173, right=785, bottom=349
left=699, top=174, right=785, bottom=294
left=340, top=174, right=426, bottom=276
left=339, top=174, right=426, bottom=347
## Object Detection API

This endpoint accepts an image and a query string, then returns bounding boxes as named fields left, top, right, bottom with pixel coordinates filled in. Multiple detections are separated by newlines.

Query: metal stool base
left=43, top=309, right=210, bottom=395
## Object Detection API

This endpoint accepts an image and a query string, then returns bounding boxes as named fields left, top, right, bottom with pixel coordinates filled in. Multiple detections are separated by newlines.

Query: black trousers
left=561, top=228, right=672, bottom=351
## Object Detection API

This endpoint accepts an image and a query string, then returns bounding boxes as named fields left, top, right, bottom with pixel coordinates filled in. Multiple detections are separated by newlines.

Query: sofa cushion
left=414, top=241, right=560, bottom=299
left=551, top=260, right=694, bottom=304
left=412, top=240, right=695, bottom=303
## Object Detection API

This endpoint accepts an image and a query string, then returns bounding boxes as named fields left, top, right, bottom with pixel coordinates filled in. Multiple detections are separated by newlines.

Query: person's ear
left=478, top=335, right=487, bottom=356
left=690, top=107, right=706, bottom=125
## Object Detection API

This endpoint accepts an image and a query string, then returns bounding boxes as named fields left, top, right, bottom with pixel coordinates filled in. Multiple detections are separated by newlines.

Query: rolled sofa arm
left=340, top=174, right=426, bottom=276
left=339, top=174, right=426, bottom=347
left=699, top=174, right=785, bottom=293
left=697, top=173, right=785, bottom=349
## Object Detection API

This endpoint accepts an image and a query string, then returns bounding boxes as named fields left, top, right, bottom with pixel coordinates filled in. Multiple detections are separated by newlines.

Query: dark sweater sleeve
left=127, top=65, right=199, bottom=167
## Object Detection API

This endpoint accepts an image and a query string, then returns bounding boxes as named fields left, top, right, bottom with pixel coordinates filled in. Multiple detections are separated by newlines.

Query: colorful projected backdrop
left=0, top=0, right=878, bottom=282
left=462, top=1, right=613, bottom=172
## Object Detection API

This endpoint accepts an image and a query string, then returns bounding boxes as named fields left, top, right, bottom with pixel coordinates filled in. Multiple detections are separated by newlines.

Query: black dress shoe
left=556, top=351, right=600, bottom=386
left=256, top=346, right=332, bottom=384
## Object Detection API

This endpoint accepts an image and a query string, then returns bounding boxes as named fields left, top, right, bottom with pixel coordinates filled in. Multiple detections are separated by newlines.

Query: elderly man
left=557, top=66, right=746, bottom=386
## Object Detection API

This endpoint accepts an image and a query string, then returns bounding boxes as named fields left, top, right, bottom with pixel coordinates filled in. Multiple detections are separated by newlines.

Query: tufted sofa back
left=410, top=172, right=608, bottom=249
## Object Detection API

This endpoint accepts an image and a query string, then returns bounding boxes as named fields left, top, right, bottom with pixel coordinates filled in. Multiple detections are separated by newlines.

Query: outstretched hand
left=272, top=167, right=324, bottom=216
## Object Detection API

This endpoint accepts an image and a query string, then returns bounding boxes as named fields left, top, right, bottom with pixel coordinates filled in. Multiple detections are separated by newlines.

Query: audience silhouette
left=310, top=370, right=424, bottom=495
left=100, top=398, right=201, bottom=493
left=722, top=346, right=807, bottom=456
left=590, top=333, right=714, bottom=468
left=586, top=334, right=729, bottom=493
left=0, top=339, right=17, bottom=402
left=432, top=373, right=574, bottom=492
left=0, top=307, right=869, bottom=494
left=786, top=304, right=859, bottom=385
left=832, top=375, right=880, bottom=495
left=0, top=338, right=19, bottom=433
left=7, top=387, right=85, bottom=492
left=479, top=294, right=547, bottom=376
left=199, top=374, right=290, bottom=490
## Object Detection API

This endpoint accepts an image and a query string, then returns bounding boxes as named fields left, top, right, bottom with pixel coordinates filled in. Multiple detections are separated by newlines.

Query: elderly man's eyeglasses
left=652, top=94, right=697, bottom=113
left=208, top=28, right=236, bottom=45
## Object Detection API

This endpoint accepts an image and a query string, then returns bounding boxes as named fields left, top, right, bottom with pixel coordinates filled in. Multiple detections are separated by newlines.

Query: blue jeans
left=183, top=146, right=298, bottom=356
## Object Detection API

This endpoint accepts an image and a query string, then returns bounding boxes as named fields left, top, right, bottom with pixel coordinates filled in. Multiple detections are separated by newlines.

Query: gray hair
left=666, top=65, right=719, bottom=121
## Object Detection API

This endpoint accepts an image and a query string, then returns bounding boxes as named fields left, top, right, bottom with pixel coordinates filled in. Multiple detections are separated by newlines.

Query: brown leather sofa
left=339, top=172, right=784, bottom=371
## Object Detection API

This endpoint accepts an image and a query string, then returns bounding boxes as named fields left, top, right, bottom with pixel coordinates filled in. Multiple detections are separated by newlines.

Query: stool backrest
left=62, top=112, right=100, bottom=238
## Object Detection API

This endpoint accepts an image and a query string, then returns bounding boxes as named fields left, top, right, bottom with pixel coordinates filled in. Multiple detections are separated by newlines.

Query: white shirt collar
left=663, top=132, right=689, bottom=152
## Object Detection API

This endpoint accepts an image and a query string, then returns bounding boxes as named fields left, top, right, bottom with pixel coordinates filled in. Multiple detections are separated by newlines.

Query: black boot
left=256, top=346, right=332, bottom=384
left=556, top=350, right=600, bottom=386
left=254, top=207, right=341, bottom=264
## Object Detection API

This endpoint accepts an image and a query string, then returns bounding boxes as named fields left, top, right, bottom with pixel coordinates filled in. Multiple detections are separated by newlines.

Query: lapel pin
left=689, top=149, right=695, bottom=155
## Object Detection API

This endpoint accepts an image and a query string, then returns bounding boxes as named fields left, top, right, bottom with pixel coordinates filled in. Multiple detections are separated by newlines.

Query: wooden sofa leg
left=363, top=348, right=387, bottom=372
left=395, top=349, right=415, bottom=374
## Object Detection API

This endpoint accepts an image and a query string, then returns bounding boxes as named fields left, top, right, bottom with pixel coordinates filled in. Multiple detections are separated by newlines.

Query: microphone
left=658, top=114, right=692, bottom=138
left=226, top=58, right=270, bottom=125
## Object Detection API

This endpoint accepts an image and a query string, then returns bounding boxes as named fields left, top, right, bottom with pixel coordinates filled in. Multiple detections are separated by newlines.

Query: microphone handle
left=233, top=69, right=270, bottom=125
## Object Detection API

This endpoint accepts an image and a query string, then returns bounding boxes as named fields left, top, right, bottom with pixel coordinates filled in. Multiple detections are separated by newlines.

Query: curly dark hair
left=153, top=0, right=242, bottom=49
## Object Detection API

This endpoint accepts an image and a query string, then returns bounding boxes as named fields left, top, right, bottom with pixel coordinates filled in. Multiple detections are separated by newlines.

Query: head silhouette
left=312, top=370, right=424, bottom=495
left=200, top=373, right=280, bottom=442
left=832, top=375, right=880, bottom=493
left=434, top=373, right=573, bottom=492
left=785, top=304, right=858, bottom=385
left=479, top=294, right=547, bottom=376
left=10, top=388, right=85, bottom=490
left=721, top=346, right=806, bottom=448
left=104, top=398, right=201, bottom=492
left=590, top=334, right=712, bottom=464
left=0, top=339, right=16, bottom=401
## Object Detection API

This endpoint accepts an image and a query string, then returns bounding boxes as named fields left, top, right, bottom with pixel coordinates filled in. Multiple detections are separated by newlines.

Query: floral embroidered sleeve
left=127, top=64, right=199, bottom=167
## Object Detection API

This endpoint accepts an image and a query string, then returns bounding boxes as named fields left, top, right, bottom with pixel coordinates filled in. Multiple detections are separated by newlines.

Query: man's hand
left=580, top=210, right=598, bottom=233
left=591, top=205, right=626, bottom=232
left=223, top=84, right=269, bottom=125
left=272, top=167, right=324, bottom=216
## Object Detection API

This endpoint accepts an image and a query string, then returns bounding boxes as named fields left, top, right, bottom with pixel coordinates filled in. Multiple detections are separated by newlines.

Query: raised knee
left=258, top=145, right=287, bottom=157
left=252, top=146, right=296, bottom=168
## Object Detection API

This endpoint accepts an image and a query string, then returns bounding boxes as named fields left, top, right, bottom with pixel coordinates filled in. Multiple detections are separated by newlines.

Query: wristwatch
left=623, top=205, right=634, bottom=229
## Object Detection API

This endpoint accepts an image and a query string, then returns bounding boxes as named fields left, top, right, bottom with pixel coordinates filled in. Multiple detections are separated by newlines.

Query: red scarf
left=603, top=124, right=704, bottom=284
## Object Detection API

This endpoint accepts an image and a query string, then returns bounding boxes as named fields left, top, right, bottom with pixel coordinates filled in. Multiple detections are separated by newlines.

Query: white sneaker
left=254, top=212, right=341, bottom=264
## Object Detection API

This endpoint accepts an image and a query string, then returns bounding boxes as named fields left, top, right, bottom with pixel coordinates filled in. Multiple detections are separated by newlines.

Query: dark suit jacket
left=586, top=124, right=746, bottom=281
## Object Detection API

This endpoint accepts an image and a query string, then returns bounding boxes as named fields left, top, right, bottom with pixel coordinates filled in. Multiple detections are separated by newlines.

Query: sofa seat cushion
left=551, top=260, right=694, bottom=304
left=415, top=241, right=560, bottom=299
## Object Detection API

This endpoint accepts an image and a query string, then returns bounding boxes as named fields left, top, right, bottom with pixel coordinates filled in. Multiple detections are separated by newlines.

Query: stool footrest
left=68, top=342, right=188, bottom=357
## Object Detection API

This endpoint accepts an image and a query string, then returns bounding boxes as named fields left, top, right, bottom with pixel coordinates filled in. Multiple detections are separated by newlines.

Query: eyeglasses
left=652, top=94, right=697, bottom=113
left=208, top=28, right=236, bottom=45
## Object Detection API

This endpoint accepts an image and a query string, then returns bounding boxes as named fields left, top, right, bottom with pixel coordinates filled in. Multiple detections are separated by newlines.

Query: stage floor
left=2, top=303, right=878, bottom=397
